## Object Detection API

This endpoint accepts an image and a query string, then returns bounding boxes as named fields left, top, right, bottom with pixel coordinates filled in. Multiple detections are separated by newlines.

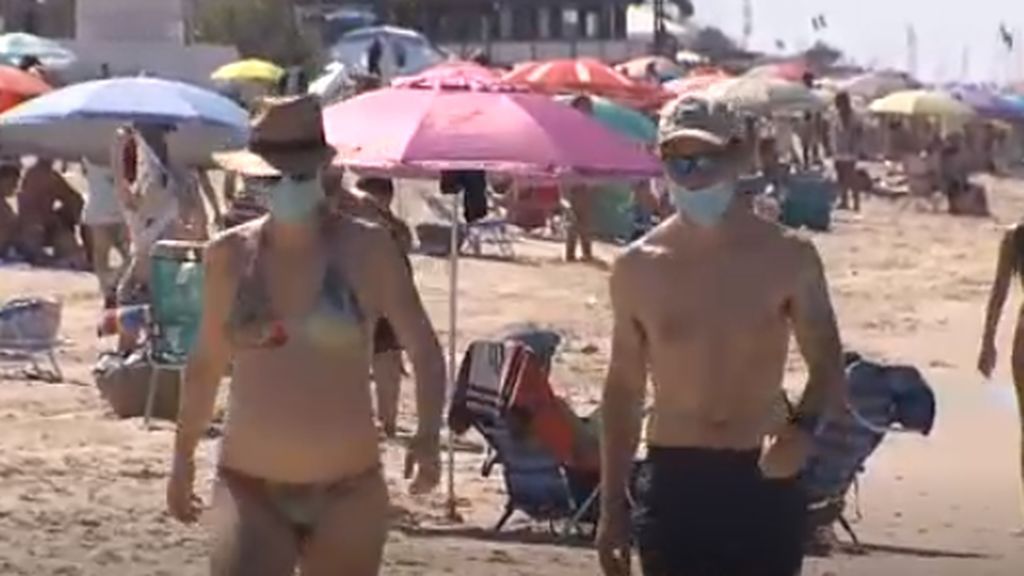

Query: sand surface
left=2, top=176, right=1024, bottom=575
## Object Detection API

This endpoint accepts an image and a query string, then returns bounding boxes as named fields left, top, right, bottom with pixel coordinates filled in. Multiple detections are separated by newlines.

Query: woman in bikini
left=979, top=223, right=1024, bottom=531
left=166, top=96, right=447, bottom=576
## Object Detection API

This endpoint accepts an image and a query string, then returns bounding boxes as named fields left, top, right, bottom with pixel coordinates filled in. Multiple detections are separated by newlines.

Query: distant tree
left=803, top=41, right=843, bottom=69
left=194, top=0, right=311, bottom=66
left=691, top=26, right=741, bottom=59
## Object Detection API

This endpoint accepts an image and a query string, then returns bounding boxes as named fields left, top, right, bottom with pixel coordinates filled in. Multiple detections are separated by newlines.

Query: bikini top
left=227, top=221, right=366, bottom=351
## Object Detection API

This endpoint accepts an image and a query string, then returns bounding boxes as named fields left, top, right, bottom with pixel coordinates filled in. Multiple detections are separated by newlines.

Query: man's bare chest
left=636, top=257, right=791, bottom=341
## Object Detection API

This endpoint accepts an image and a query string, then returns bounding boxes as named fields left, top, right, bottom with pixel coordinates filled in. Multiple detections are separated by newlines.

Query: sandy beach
left=2, top=174, right=1024, bottom=576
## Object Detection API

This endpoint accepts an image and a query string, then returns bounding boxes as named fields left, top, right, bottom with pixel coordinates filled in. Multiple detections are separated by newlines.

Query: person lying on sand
left=597, top=96, right=847, bottom=576
left=168, top=96, right=447, bottom=576
left=977, top=223, right=1024, bottom=532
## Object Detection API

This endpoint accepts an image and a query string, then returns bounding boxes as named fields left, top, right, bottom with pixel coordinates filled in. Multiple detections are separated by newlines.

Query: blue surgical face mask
left=668, top=180, right=736, bottom=227
left=266, top=174, right=324, bottom=223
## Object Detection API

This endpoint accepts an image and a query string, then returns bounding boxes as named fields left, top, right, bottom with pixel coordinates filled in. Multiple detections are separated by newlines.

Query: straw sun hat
left=214, top=94, right=335, bottom=177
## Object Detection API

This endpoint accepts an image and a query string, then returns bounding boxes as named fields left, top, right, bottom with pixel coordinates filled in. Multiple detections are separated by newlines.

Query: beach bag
left=0, top=298, right=62, bottom=344
left=780, top=173, right=836, bottom=232
left=93, top=351, right=180, bottom=420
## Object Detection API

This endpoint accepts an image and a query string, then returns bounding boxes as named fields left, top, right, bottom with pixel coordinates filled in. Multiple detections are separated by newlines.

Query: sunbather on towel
left=597, top=96, right=846, bottom=576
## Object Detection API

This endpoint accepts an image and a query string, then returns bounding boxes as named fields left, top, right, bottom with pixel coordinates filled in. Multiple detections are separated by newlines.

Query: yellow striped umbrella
left=211, top=59, right=285, bottom=84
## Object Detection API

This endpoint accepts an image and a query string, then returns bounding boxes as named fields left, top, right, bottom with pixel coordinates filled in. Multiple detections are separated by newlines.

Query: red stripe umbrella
left=502, top=58, right=668, bottom=111
left=0, top=64, right=51, bottom=112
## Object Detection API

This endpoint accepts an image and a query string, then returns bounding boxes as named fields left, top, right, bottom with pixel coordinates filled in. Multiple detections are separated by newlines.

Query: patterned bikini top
left=227, top=221, right=365, bottom=351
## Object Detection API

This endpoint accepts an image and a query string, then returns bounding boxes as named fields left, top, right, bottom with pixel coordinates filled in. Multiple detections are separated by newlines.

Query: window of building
left=548, top=6, right=563, bottom=39
left=511, top=6, right=535, bottom=40
left=2, top=0, right=76, bottom=39
left=611, top=5, right=627, bottom=39
left=498, top=6, right=512, bottom=40
left=584, top=10, right=599, bottom=39
left=562, top=8, right=579, bottom=39
left=538, top=6, right=550, bottom=40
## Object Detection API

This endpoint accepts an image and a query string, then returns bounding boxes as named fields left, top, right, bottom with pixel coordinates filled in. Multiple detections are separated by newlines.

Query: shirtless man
left=831, top=92, right=863, bottom=211
left=565, top=95, right=596, bottom=262
left=15, top=157, right=87, bottom=268
left=597, top=96, right=846, bottom=576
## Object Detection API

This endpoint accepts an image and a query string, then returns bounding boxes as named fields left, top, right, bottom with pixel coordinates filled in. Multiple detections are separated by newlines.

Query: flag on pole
left=999, top=23, right=1014, bottom=51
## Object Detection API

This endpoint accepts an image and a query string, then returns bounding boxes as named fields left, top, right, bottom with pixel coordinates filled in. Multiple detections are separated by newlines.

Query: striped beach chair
left=797, top=352, right=935, bottom=553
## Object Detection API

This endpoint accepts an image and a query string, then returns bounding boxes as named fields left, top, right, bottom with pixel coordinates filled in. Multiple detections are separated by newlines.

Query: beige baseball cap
left=658, top=95, right=743, bottom=151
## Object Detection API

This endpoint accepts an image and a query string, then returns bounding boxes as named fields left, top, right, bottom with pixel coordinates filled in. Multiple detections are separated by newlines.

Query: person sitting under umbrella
left=0, top=165, right=20, bottom=258
left=167, top=95, right=446, bottom=575
left=111, top=123, right=221, bottom=304
left=14, top=157, right=86, bottom=268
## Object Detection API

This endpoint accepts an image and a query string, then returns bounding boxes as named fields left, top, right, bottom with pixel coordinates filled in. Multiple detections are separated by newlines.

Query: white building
left=0, top=0, right=234, bottom=84
left=65, top=0, right=235, bottom=84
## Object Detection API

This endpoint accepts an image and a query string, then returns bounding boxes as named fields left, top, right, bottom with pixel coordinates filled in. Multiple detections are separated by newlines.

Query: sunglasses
left=251, top=172, right=319, bottom=187
left=664, top=155, right=722, bottom=179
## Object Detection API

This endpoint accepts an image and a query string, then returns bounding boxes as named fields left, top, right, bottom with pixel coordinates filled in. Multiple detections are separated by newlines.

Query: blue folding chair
left=143, top=240, right=204, bottom=428
left=449, top=338, right=599, bottom=537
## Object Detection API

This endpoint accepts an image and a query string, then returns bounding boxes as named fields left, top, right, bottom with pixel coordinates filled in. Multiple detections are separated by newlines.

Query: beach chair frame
left=0, top=298, right=63, bottom=383
left=791, top=355, right=933, bottom=555
left=465, top=219, right=516, bottom=259
left=450, top=339, right=599, bottom=539
left=142, top=240, right=205, bottom=428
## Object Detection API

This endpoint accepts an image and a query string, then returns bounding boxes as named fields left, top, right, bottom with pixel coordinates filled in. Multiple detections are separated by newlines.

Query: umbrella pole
left=446, top=192, right=460, bottom=521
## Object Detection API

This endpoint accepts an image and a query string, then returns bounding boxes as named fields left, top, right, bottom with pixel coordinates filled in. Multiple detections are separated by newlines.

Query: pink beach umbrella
left=323, top=86, right=662, bottom=179
left=323, top=84, right=660, bottom=519
left=391, top=60, right=500, bottom=89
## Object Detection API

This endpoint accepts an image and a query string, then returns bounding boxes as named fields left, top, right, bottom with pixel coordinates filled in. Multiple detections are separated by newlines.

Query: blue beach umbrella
left=947, top=85, right=1024, bottom=122
left=555, top=95, right=657, bottom=144
left=0, top=32, right=76, bottom=68
left=0, top=77, right=248, bottom=166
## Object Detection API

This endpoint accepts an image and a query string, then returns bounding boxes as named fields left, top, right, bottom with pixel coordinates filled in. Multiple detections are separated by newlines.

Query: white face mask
left=668, top=180, right=736, bottom=227
left=266, top=175, right=324, bottom=223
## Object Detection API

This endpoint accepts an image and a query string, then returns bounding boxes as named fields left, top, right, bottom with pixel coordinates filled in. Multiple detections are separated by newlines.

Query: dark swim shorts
left=633, top=446, right=807, bottom=576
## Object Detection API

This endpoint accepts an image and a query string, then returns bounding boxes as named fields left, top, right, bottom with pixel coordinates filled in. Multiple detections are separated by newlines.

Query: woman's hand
left=978, top=340, right=997, bottom=379
left=404, top=433, right=441, bottom=495
left=167, top=454, right=203, bottom=524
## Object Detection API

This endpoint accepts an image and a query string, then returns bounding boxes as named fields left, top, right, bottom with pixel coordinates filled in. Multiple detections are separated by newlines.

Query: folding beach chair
left=796, top=352, right=935, bottom=553
left=143, top=240, right=204, bottom=428
left=0, top=297, right=63, bottom=382
left=465, top=218, right=516, bottom=259
left=448, top=338, right=599, bottom=537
